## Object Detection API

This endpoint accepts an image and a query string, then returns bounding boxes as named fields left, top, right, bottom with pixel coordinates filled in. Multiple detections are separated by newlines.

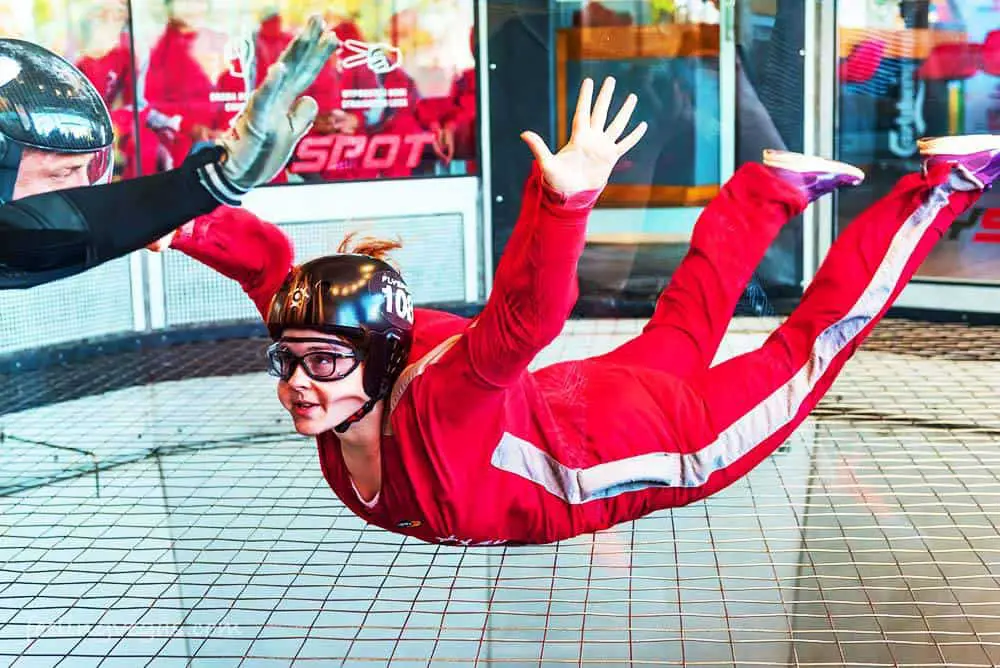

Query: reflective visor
left=87, top=145, right=113, bottom=185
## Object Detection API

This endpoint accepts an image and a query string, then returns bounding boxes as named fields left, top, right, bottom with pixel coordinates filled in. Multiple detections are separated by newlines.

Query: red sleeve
left=170, top=207, right=294, bottom=318
left=463, top=163, right=598, bottom=387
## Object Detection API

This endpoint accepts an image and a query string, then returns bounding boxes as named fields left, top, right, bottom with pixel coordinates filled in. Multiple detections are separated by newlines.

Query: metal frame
left=145, top=250, right=166, bottom=330
left=128, top=252, right=148, bottom=333
left=476, top=0, right=494, bottom=296
left=720, top=0, right=737, bottom=184
left=897, top=282, right=1000, bottom=314
left=804, top=0, right=839, bottom=287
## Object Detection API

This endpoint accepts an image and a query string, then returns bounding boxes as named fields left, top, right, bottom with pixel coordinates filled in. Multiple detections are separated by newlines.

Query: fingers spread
left=318, top=29, right=340, bottom=63
left=288, top=96, right=320, bottom=137
left=248, top=61, right=288, bottom=120
left=571, top=78, right=594, bottom=135
left=520, top=131, right=554, bottom=164
left=590, top=76, right=616, bottom=131
left=605, top=93, right=637, bottom=142
left=285, top=22, right=338, bottom=95
left=616, top=121, right=648, bottom=156
left=279, top=18, right=316, bottom=71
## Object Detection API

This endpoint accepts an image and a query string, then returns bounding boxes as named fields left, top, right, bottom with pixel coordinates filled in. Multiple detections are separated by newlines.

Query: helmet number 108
left=382, top=285, right=414, bottom=324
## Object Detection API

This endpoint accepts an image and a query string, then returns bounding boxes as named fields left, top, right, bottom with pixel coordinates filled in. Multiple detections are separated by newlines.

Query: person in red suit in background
left=287, top=13, right=468, bottom=183
left=143, top=0, right=228, bottom=169
left=283, top=19, right=364, bottom=182
left=417, top=26, right=478, bottom=173
left=250, top=11, right=295, bottom=86
left=290, top=19, right=422, bottom=182
left=75, top=31, right=133, bottom=108
left=213, top=9, right=295, bottom=183
left=74, top=0, right=163, bottom=180
left=213, top=9, right=294, bottom=127
left=108, top=107, right=167, bottom=179
left=346, top=41, right=424, bottom=180
left=371, top=10, right=458, bottom=178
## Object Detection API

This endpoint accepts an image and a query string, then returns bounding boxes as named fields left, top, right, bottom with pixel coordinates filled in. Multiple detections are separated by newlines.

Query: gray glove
left=198, top=15, right=339, bottom=205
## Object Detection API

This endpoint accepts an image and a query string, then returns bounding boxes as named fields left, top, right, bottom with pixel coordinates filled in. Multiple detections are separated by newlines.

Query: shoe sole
left=918, top=135, right=1000, bottom=156
left=762, top=149, right=865, bottom=182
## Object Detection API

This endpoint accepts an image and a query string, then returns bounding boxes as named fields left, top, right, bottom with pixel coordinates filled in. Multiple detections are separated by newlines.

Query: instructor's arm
left=0, top=148, right=225, bottom=288
left=0, top=15, right=338, bottom=290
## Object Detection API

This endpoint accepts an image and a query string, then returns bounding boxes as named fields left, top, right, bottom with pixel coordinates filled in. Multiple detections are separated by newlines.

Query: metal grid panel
left=0, top=257, right=135, bottom=356
left=1, top=319, right=999, bottom=666
left=162, top=214, right=468, bottom=327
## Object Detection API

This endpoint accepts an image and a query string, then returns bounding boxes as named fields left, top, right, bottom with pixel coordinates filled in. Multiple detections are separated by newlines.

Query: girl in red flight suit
left=157, top=78, right=1000, bottom=546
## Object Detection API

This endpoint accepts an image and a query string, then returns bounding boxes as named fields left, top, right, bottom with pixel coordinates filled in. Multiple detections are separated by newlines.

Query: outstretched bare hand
left=520, top=77, right=647, bottom=196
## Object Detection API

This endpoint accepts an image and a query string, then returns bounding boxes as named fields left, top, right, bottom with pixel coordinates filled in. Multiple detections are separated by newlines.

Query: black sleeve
left=0, top=147, right=227, bottom=289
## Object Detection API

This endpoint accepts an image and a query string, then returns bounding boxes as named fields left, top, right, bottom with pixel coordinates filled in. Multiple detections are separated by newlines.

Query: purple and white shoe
left=763, top=149, right=865, bottom=203
left=918, top=135, right=1000, bottom=190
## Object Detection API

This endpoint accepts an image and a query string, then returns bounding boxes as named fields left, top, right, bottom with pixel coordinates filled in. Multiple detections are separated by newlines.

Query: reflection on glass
left=0, top=0, right=140, bottom=181
left=0, top=1, right=480, bottom=185
left=128, top=0, right=478, bottom=183
left=554, top=5, right=722, bottom=209
left=547, top=1, right=792, bottom=319
left=836, top=0, right=1000, bottom=284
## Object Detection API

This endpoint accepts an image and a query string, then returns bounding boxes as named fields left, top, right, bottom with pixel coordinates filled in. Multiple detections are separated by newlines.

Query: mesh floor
left=1, top=318, right=998, bottom=667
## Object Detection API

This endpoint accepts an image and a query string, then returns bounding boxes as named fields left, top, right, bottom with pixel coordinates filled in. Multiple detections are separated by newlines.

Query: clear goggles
left=266, top=337, right=363, bottom=382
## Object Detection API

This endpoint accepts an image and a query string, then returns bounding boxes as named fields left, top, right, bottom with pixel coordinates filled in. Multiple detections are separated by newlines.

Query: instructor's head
left=265, top=235, right=413, bottom=437
left=0, top=38, right=114, bottom=203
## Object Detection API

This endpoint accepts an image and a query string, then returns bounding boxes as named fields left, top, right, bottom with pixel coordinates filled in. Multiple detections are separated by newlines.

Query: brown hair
left=337, top=231, right=403, bottom=269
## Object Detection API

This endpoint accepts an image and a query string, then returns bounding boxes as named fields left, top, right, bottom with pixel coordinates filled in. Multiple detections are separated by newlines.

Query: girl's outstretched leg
left=596, top=152, right=864, bottom=379
left=660, top=137, right=999, bottom=506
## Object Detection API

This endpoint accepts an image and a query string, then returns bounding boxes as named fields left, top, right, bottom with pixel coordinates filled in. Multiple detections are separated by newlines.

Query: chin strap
left=332, top=332, right=406, bottom=434
left=333, top=396, right=379, bottom=434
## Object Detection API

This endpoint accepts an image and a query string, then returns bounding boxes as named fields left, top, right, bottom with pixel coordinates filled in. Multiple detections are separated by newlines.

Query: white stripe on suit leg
left=490, top=182, right=956, bottom=504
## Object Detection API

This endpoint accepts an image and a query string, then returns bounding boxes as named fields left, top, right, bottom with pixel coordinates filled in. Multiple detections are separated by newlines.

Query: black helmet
left=267, top=254, right=414, bottom=433
left=0, top=38, right=115, bottom=203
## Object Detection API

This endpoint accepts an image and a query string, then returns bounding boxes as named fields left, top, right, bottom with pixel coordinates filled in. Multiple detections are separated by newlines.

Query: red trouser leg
left=596, top=163, right=806, bottom=379
left=664, top=164, right=984, bottom=506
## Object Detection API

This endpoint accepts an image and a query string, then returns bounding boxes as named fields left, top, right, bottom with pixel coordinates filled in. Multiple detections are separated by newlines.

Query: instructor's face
left=275, top=329, right=370, bottom=437
left=12, top=149, right=95, bottom=200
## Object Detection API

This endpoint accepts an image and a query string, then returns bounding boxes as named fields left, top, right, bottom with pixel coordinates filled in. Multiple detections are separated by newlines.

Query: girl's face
left=272, top=329, right=369, bottom=436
